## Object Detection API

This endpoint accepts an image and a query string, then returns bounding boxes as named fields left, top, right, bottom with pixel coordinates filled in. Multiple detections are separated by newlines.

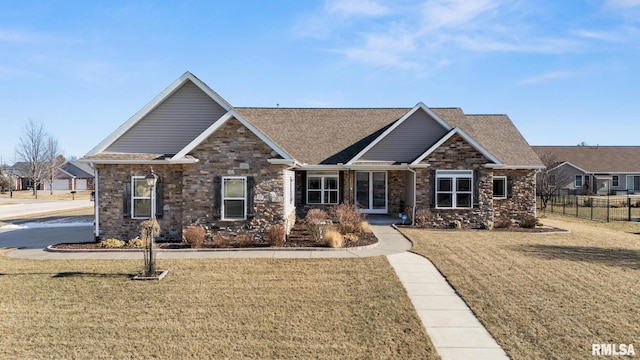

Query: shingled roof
left=532, top=146, right=640, bottom=173
left=236, top=107, right=543, bottom=167
left=84, top=72, right=542, bottom=168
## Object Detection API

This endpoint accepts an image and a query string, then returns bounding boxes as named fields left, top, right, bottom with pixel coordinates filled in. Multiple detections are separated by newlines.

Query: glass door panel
left=355, top=171, right=387, bottom=213
left=356, top=172, right=370, bottom=209
left=372, top=172, right=386, bottom=209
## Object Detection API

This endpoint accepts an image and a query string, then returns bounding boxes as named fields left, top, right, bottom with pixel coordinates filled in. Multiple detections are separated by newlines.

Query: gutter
left=79, top=159, right=199, bottom=165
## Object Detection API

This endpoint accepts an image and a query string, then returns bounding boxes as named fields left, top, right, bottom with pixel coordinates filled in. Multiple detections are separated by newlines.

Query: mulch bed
left=51, top=222, right=378, bottom=250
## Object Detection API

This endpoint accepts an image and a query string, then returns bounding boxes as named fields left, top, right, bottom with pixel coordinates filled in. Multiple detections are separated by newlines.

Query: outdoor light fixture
left=145, top=168, right=158, bottom=188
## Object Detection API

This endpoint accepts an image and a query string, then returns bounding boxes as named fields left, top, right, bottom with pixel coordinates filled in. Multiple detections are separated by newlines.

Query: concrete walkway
left=388, top=252, right=509, bottom=359
left=1, top=221, right=508, bottom=359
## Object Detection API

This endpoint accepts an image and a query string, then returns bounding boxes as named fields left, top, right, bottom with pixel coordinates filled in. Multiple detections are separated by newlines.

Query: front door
left=355, top=171, right=387, bottom=214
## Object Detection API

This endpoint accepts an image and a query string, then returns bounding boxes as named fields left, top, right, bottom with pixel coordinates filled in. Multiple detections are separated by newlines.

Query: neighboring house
left=532, top=146, right=640, bottom=195
left=82, top=72, right=543, bottom=241
left=43, top=160, right=96, bottom=191
left=8, top=162, right=40, bottom=191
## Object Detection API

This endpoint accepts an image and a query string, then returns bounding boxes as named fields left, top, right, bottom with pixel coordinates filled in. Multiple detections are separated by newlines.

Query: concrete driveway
left=0, top=199, right=93, bottom=221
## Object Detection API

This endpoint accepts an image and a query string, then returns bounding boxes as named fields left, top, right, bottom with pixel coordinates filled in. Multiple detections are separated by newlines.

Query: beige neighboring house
left=82, top=71, right=543, bottom=241
left=532, top=146, right=640, bottom=195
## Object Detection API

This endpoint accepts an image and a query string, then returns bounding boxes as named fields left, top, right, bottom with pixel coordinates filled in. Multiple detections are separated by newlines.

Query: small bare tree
left=15, top=119, right=62, bottom=199
left=44, top=136, right=65, bottom=194
left=536, top=152, right=571, bottom=210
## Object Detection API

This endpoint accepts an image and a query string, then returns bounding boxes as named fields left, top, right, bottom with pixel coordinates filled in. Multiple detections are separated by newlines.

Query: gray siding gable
left=105, top=81, right=228, bottom=154
left=360, top=110, right=449, bottom=162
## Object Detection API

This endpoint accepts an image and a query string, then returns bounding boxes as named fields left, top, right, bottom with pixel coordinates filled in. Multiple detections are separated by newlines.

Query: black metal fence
left=538, top=195, right=640, bottom=222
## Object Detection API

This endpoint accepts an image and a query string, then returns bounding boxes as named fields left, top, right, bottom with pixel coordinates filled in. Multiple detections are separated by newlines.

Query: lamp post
left=144, top=168, right=158, bottom=276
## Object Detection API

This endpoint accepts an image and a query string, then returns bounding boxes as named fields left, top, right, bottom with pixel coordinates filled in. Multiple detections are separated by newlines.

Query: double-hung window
left=575, top=175, right=583, bottom=187
left=222, top=177, right=247, bottom=220
left=436, top=170, right=473, bottom=208
left=307, top=172, right=339, bottom=205
left=493, top=176, right=507, bottom=199
left=132, top=176, right=153, bottom=219
left=612, top=175, right=619, bottom=187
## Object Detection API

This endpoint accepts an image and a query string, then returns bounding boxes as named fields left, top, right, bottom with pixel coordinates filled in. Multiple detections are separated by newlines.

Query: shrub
left=449, top=220, right=462, bottom=229
left=332, top=203, right=364, bottom=234
left=140, top=218, right=160, bottom=240
left=306, top=209, right=329, bottom=242
left=494, top=218, right=512, bottom=229
left=306, top=208, right=328, bottom=224
left=265, top=225, right=286, bottom=246
left=359, top=221, right=372, bottom=233
left=480, top=220, right=494, bottom=230
left=214, top=234, right=232, bottom=248
left=415, top=209, right=433, bottom=228
left=235, top=234, right=253, bottom=247
left=343, top=233, right=358, bottom=242
left=127, top=236, right=147, bottom=248
left=323, top=230, right=343, bottom=248
left=183, top=226, right=205, bottom=248
left=519, top=215, right=538, bottom=229
left=99, top=238, right=125, bottom=248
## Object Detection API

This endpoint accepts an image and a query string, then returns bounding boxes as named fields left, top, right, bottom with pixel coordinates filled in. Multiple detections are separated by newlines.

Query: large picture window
left=222, top=177, right=247, bottom=220
left=436, top=170, right=473, bottom=209
left=307, top=172, right=339, bottom=205
left=132, top=176, right=153, bottom=219
left=493, top=176, right=507, bottom=199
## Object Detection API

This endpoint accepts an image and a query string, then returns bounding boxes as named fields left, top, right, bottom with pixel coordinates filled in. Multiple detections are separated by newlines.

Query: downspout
left=283, top=165, right=296, bottom=238
left=408, top=167, right=416, bottom=226
left=93, top=165, right=99, bottom=240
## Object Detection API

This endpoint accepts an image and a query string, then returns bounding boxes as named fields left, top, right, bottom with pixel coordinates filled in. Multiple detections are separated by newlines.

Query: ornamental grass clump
left=98, top=238, right=125, bottom=248
left=265, top=225, right=286, bottom=246
left=323, top=230, right=343, bottom=248
left=127, top=236, right=147, bottom=248
left=183, top=226, right=205, bottom=248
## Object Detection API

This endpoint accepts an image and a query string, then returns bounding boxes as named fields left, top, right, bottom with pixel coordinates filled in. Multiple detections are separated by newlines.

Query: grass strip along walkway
left=400, top=214, right=640, bottom=360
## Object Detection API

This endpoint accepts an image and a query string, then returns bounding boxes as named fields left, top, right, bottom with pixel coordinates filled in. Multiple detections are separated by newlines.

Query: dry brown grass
left=0, top=253, right=439, bottom=359
left=400, top=213, right=640, bottom=360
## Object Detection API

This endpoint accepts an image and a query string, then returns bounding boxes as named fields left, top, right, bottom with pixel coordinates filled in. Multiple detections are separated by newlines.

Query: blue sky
left=1, top=0, right=639, bottom=164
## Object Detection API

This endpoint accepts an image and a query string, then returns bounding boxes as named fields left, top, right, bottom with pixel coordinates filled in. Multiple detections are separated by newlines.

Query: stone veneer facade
left=95, top=118, right=293, bottom=241
left=96, top=125, right=537, bottom=239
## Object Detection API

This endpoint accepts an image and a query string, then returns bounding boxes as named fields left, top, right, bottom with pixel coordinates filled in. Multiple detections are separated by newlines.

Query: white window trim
left=612, top=175, right=619, bottom=187
left=575, top=175, right=583, bottom=187
left=435, top=170, right=473, bottom=209
left=306, top=172, right=339, bottom=205
left=628, top=175, right=640, bottom=191
left=221, top=176, right=247, bottom=221
left=493, top=176, right=507, bottom=199
left=132, top=176, right=154, bottom=219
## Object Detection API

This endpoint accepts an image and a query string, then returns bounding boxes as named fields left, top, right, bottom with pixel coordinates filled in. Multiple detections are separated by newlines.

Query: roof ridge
left=235, top=107, right=411, bottom=110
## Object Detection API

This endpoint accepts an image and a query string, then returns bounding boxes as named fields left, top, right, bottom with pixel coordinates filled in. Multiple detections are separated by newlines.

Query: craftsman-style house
left=83, top=72, right=543, bottom=240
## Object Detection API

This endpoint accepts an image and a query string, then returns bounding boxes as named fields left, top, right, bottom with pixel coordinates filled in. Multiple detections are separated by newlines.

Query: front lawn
left=400, top=214, right=640, bottom=360
left=0, top=253, right=438, bottom=359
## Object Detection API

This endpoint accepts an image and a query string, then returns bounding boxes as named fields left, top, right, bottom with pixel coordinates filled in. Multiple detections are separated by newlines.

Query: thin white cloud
left=294, top=0, right=636, bottom=72
left=326, top=0, right=390, bottom=17
left=519, top=70, right=573, bottom=84
left=420, top=0, right=498, bottom=30
left=606, top=0, right=640, bottom=8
